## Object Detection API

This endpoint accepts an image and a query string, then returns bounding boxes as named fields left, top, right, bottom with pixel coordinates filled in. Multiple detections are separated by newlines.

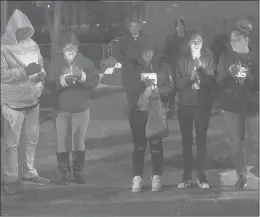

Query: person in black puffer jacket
left=216, top=19, right=259, bottom=189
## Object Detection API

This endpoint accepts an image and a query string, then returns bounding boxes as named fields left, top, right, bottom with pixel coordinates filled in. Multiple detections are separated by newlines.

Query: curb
left=53, top=189, right=258, bottom=206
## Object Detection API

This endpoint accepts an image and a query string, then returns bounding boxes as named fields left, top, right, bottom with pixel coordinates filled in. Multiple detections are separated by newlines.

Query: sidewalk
left=2, top=113, right=259, bottom=216
left=35, top=113, right=259, bottom=188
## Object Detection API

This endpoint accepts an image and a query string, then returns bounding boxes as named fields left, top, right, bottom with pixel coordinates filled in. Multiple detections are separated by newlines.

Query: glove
left=73, top=70, right=83, bottom=81
left=193, top=57, right=205, bottom=69
left=65, top=74, right=77, bottom=85
left=30, top=71, right=45, bottom=83
left=236, top=76, right=247, bottom=84
left=190, top=68, right=198, bottom=81
left=143, top=78, right=155, bottom=87
left=25, top=63, right=42, bottom=76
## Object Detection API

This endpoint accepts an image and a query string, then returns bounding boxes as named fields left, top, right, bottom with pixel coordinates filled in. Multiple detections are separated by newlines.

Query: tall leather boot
left=72, top=150, right=87, bottom=184
left=56, top=152, right=71, bottom=185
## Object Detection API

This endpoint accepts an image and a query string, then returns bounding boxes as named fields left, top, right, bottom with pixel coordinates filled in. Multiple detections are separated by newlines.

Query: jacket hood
left=1, top=9, right=34, bottom=45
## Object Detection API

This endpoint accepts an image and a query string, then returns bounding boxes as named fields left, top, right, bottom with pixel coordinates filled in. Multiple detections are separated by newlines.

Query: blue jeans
left=1, top=104, right=40, bottom=183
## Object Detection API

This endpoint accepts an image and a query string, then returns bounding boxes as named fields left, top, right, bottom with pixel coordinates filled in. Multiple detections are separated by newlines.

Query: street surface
left=1, top=92, right=259, bottom=216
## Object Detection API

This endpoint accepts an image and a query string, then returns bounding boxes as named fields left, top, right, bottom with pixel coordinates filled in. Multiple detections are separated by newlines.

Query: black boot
left=56, top=152, right=71, bottom=185
left=72, top=150, right=87, bottom=184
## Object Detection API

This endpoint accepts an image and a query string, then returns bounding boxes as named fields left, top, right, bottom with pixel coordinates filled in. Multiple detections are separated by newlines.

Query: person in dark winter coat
left=216, top=19, right=259, bottom=189
left=174, top=30, right=217, bottom=189
left=113, top=17, right=173, bottom=192
left=160, top=18, right=189, bottom=118
left=47, top=31, right=100, bottom=185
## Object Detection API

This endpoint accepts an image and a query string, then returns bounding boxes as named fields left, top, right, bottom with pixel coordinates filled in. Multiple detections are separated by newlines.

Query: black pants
left=160, top=91, right=176, bottom=119
left=178, top=105, right=212, bottom=180
left=128, top=109, right=163, bottom=177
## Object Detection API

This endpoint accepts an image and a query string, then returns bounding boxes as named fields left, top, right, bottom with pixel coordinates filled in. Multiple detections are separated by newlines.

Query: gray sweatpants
left=56, top=109, right=90, bottom=152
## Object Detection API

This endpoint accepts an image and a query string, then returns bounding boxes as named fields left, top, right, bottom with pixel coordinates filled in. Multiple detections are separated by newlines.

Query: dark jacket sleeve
left=112, top=37, right=129, bottom=66
left=174, top=59, right=195, bottom=90
left=197, top=56, right=217, bottom=86
left=245, top=55, right=259, bottom=92
left=112, top=36, right=145, bottom=69
left=82, top=58, right=100, bottom=90
left=123, top=69, right=146, bottom=95
left=158, top=63, right=173, bottom=89
left=216, top=53, right=233, bottom=88
left=45, top=69, right=57, bottom=91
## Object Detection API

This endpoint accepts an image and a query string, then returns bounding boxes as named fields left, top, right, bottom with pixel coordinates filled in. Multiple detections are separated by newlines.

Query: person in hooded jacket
left=174, top=30, right=217, bottom=189
left=160, top=18, right=189, bottom=119
left=113, top=16, right=173, bottom=192
left=216, top=19, right=259, bottom=189
left=1, top=9, right=50, bottom=193
left=46, top=31, right=100, bottom=185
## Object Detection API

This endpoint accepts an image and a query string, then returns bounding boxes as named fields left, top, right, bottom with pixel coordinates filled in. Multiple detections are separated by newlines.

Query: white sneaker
left=177, top=180, right=192, bottom=189
left=132, top=176, right=143, bottom=192
left=151, top=175, right=162, bottom=192
left=196, top=178, right=210, bottom=189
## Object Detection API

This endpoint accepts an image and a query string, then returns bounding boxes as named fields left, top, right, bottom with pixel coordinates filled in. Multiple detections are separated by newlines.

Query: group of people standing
left=113, top=15, right=258, bottom=192
left=1, top=9, right=258, bottom=195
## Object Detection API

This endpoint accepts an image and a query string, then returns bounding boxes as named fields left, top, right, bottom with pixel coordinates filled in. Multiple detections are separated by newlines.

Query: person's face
left=63, top=47, right=77, bottom=62
left=15, top=27, right=32, bottom=42
left=129, top=21, right=142, bottom=37
left=142, top=50, right=154, bottom=63
left=176, top=23, right=185, bottom=36
left=189, top=35, right=203, bottom=53
left=230, top=30, right=249, bottom=48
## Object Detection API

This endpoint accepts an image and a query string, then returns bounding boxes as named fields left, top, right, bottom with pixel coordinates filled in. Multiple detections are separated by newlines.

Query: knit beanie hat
left=58, top=30, right=79, bottom=52
left=234, top=19, right=252, bottom=37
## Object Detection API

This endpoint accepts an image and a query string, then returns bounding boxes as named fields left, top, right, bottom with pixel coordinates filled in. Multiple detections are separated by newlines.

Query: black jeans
left=178, top=105, right=212, bottom=180
left=128, top=109, right=163, bottom=177
left=160, top=91, right=176, bottom=119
